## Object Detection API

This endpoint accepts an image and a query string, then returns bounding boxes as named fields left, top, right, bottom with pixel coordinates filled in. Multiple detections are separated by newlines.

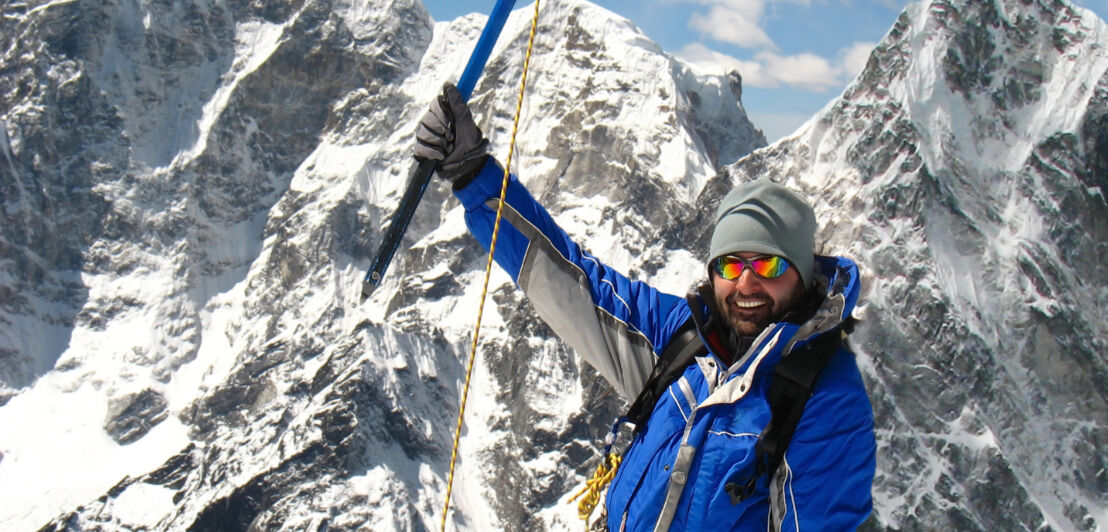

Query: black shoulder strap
left=725, top=327, right=844, bottom=503
left=759, top=329, right=843, bottom=473
left=623, top=315, right=706, bottom=432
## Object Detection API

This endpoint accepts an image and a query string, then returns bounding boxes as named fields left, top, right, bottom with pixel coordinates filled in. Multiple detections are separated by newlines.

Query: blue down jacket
left=454, top=158, right=876, bottom=531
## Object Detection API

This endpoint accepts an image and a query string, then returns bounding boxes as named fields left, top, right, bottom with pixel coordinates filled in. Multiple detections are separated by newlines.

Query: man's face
left=712, top=252, right=806, bottom=337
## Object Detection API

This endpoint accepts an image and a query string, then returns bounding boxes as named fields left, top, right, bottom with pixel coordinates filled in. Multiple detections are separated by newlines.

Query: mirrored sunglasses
left=713, top=254, right=789, bottom=280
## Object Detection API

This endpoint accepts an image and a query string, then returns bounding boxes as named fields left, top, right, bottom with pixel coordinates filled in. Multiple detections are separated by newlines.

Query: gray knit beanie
left=708, top=178, right=817, bottom=287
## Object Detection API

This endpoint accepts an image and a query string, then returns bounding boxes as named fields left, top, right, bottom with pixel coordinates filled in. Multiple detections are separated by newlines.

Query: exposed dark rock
left=104, top=389, right=168, bottom=445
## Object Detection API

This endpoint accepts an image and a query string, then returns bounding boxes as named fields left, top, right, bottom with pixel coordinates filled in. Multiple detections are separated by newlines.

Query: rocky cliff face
left=724, top=1, right=1107, bottom=529
left=0, top=0, right=764, bottom=530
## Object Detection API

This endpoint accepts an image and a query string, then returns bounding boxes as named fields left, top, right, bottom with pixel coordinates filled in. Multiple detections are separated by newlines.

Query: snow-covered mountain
left=0, top=0, right=1103, bottom=531
left=0, top=0, right=762, bottom=529
left=728, top=1, right=1106, bottom=529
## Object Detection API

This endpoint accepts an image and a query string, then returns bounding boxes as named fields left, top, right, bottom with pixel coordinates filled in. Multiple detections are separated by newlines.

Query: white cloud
left=840, top=41, right=877, bottom=81
left=679, top=0, right=817, bottom=50
left=756, top=51, right=840, bottom=92
left=676, top=40, right=878, bottom=93
left=677, top=42, right=767, bottom=82
left=686, top=0, right=775, bottom=49
left=672, top=1, right=884, bottom=92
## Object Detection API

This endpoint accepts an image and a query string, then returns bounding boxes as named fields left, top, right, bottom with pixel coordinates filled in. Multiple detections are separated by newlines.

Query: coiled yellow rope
left=440, top=2, right=541, bottom=531
left=569, top=453, right=622, bottom=522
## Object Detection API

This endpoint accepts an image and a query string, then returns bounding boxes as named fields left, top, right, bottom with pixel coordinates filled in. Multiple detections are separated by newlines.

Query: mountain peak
left=727, top=0, right=1107, bottom=529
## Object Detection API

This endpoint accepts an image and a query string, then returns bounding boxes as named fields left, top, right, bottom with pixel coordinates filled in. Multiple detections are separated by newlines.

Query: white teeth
left=734, top=300, right=764, bottom=309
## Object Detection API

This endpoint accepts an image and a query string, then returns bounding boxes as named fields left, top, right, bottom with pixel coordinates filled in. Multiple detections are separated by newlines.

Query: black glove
left=414, top=83, right=490, bottom=186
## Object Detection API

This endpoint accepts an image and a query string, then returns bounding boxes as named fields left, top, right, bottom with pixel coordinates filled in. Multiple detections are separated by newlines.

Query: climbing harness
left=440, top=1, right=542, bottom=531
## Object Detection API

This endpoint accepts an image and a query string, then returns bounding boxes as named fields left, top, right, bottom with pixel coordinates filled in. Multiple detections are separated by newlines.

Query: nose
left=734, top=268, right=761, bottom=292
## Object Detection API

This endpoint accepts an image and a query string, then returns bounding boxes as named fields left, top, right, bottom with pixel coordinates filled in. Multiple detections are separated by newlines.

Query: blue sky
left=422, top=0, right=1108, bottom=141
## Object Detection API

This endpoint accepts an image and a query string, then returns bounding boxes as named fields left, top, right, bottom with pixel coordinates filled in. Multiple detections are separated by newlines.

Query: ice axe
left=361, top=0, right=518, bottom=302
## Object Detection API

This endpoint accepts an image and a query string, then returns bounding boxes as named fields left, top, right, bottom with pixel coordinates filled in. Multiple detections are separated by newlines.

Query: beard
left=717, top=292, right=779, bottom=337
left=713, top=278, right=807, bottom=338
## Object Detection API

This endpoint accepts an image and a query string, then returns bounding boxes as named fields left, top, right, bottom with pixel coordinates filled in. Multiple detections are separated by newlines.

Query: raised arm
left=416, top=83, right=686, bottom=398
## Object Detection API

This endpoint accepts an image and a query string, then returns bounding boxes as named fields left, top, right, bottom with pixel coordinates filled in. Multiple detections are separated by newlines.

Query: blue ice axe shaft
left=361, top=0, right=518, bottom=301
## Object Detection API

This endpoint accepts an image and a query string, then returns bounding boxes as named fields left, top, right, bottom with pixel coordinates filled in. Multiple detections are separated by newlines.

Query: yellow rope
left=568, top=453, right=621, bottom=522
left=440, top=2, right=541, bottom=531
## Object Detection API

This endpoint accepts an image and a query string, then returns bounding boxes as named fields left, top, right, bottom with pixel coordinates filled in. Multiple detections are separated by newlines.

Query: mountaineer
left=415, top=83, right=876, bottom=531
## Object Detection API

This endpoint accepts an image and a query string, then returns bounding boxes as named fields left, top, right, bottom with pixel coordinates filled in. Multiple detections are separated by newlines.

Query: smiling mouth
left=732, top=299, right=767, bottom=309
